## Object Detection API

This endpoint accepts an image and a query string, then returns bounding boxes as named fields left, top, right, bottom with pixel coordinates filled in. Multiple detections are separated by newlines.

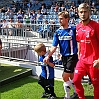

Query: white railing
left=0, top=35, right=63, bottom=67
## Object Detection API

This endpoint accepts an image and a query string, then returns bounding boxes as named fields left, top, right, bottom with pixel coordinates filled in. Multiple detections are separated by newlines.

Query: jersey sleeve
left=52, top=32, right=59, bottom=46
left=95, top=23, right=99, bottom=41
left=76, top=24, right=80, bottom=42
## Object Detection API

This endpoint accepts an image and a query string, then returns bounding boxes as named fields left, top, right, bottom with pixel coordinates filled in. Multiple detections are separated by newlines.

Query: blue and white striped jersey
left=52, top=26, right=78, bottom=56
left=39, top=53, right=54, bottom=79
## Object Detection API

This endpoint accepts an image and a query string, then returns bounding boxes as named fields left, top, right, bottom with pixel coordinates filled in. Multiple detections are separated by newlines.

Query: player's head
left=34, top=43, right=46, bottom=56
left=78, top=3, right=91, bottom=22
left=58, top=11, right=70, bottom=27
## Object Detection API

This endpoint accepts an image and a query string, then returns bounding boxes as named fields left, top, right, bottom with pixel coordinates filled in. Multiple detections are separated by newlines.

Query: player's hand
left=43, top=56, right=49, bottom=64
left=93, top=59, right=99, bottom=69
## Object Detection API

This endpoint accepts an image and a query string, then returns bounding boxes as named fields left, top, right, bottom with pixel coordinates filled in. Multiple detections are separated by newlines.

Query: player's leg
left=70, top=73, right=78, bottom=99
left=62, top=56, right=72, bottom=99
left=63, top=72, right=71, bottom=99
left=38, top=75, right=50, bottom=98
left=89, top=66, right=99, bottom=99
left=47, top=78, right=56, bottom=99
left=73, top=60, right=86, bottom=99
left=69, top=54, right=78, bottom=99
left=62, top=54, right=78, bottom=99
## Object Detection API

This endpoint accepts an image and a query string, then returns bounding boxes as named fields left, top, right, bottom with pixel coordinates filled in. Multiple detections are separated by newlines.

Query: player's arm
left=77, top=42, right=80, bottom=59
left=48, top=46, right=57, bottom=58
left=44, top=46, right=57, bottom=63
left=47, top=61, right=55, bottom=68
left=46, top=56, right=55, bottom=68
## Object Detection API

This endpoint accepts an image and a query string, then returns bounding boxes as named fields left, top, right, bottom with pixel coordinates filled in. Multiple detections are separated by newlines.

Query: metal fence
left=0, top=23, right=60, bottom=39
left=0, top=24, right=62, bottom=67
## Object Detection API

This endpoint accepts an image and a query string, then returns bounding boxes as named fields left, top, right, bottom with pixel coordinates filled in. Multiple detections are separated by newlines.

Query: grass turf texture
left=0, top=63, right=31, bottom=81
left=0, top=76, right=94, bottom=99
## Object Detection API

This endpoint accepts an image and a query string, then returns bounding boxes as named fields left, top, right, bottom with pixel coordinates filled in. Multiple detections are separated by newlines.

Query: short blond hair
left=34, top=43, right=46, bottom=53
left=58, top=11, right=70, bottom=19
left=78, top=3, right=90, bottom=11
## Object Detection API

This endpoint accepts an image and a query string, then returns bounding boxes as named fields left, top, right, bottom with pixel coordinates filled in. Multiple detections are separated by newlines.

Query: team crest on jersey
left=68, top=30, right=73, bottom=36
left=86, top=31, right=89, bottom=38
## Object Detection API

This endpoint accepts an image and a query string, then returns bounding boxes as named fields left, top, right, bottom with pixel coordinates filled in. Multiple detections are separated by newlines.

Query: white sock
left=70, top=80, right=76, bottom=93
left=63, top=81, right=71, bottom=98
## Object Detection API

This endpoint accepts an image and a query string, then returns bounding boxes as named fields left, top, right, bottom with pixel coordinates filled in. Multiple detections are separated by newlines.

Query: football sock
left=70, top=80, right=76, bottom=93
left=63, top=81, right=71, bottom=98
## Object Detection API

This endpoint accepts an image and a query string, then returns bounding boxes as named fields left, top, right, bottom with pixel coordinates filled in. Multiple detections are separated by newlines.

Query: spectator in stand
left=41, top=5, right=47, bottom=15
left=50, top=1, right=56, bottom=13
left=48, top=20, right=56, bottom=38
left=30, top=10, right=37, bottom=24
left=36, top=9, right=43, bottom=24
left=7, top=18, right=15, bottom=36
left=71, top=1, right=76, bottom=10
left=1, top=19, right=8, bottom=35
left=17, top=9, right=24, bottom=23
left=91, top=2, right=97, bottom=14
left=73, top=7, right=79, bottom=20
left=30, top=10, right=37, bottom=31
left=1, top=7, right=6, bottom=13
left=15, top=19, right=23, bottom=36
left=5, top=8, right=14, bottom=19
left=24, top=13, right=30, bottom=24
left=1, top=19, right=8, bottom=28
left=12, top=4, right=17, bottom=13
left=37, top=20, right=49, bottom=38
left=54, top=3, right=59, bottom=14
left=69, top=8, right=75, bottom=18
left=41, top=1, right=46, bottom=9
left=59, top=3, right=66, bottom=12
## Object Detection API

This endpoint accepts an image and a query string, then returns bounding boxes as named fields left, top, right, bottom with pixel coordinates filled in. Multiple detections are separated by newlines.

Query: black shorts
left=38, top=75, right=54, bottom=87
left=62, top=54, right=78, bottom=73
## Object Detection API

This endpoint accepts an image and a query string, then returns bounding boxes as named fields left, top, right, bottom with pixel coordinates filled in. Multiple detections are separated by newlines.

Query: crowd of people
left=0, top=0, right=99, bottom=37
